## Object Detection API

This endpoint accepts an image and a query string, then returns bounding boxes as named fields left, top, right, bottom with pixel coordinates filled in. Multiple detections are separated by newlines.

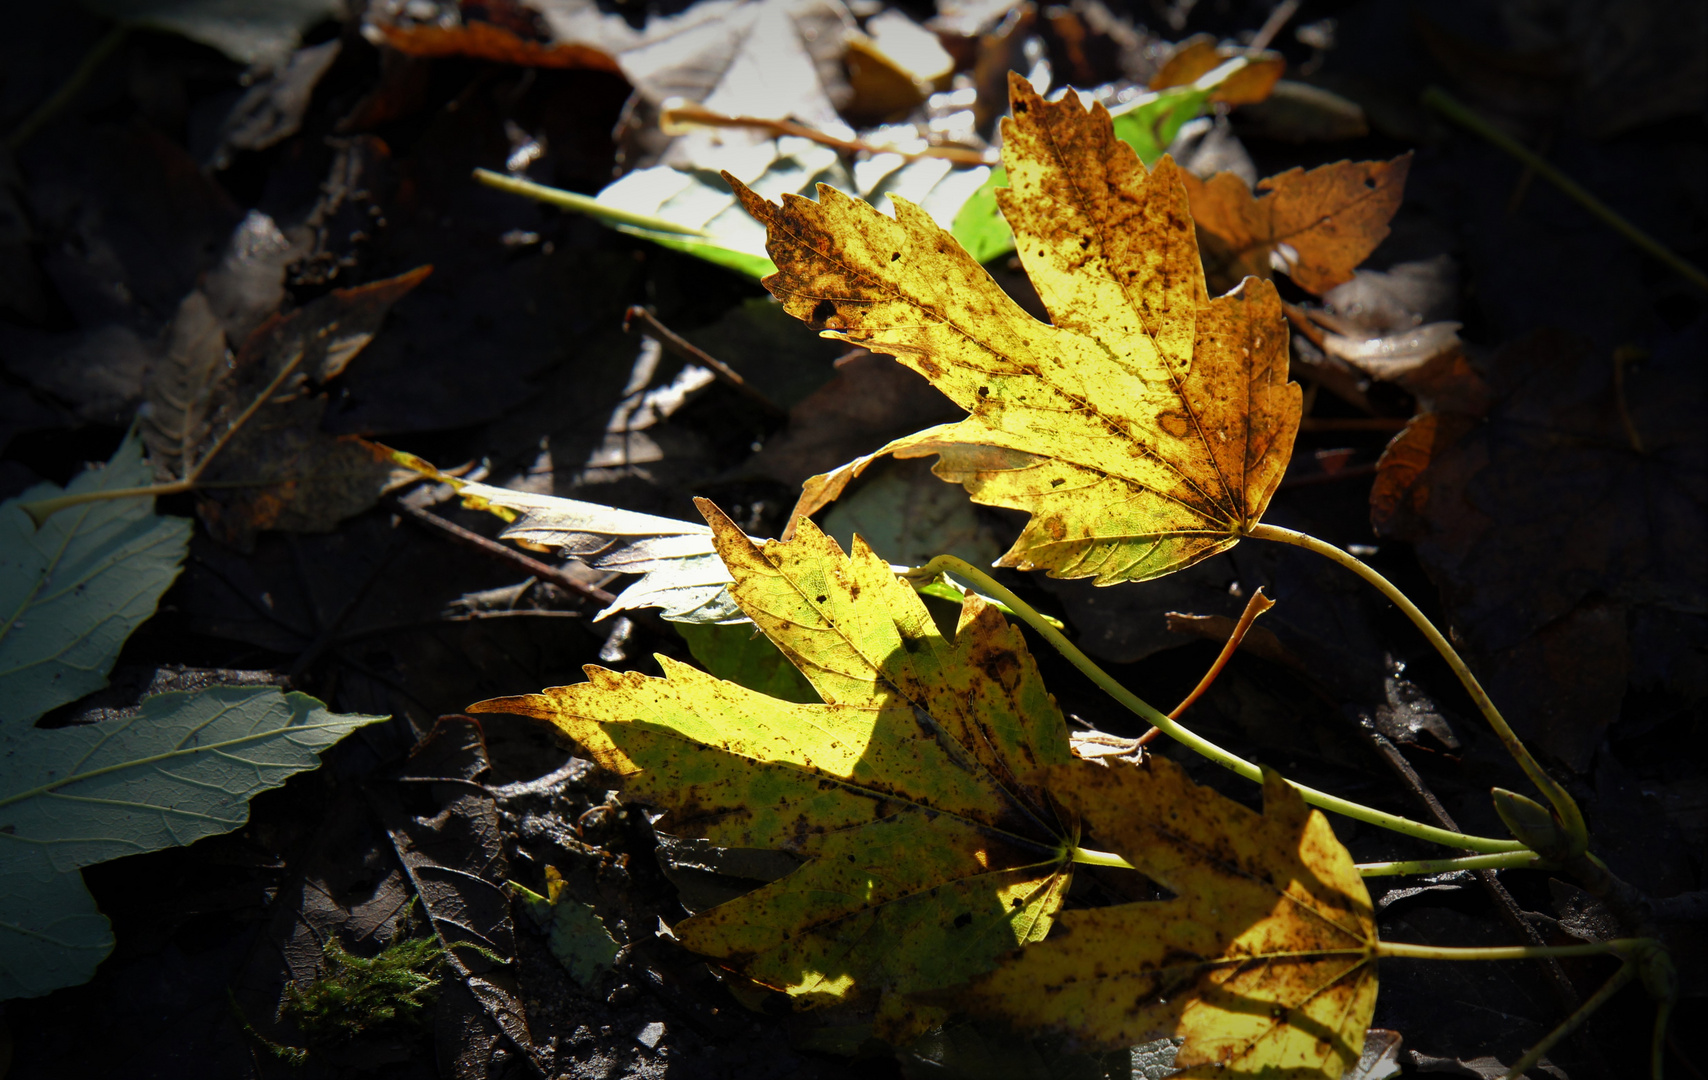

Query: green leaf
left=483, top=138, right=992, bottom=281
left=512, top=868, right=621, bottom=986
left=1, top=431, right=191, bottom=724
left=676, top=622, right=821, bottom=704
left=0, top=686, right=388, bottom=998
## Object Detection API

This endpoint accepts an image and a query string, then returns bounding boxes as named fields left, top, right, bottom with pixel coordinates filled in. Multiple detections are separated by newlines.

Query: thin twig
left=1423, top=86, right=1708, bottom=294
left=1248, top=522, right=1588, bottom=851
left=5, top=25, right=128, bottom=150
left=1246, top=0, right=1300, bottom=51
left=660, top=102, right=995, bottom=166
left=388, top=498, right=616, bottom=606
left=1135, top=587, right=1275, bottom=746
left=623, top=306, right=786, bottom=415
left=1355, top=716, right=1592, bottom=1040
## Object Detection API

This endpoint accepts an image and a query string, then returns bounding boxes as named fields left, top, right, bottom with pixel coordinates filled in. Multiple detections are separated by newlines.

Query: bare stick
left=623, top=306, right=785, bottom=415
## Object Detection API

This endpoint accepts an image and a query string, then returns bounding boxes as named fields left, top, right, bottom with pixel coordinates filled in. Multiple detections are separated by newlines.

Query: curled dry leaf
left=1181, top=154, right=1411, bottom=295
left=386, top=449, right=743, bottom=623
left=741, top=73, right=1301, bottom=584
left=472, top=501, right=1078, bottom=1040
left=960, top=758, right=1377, bottom=1079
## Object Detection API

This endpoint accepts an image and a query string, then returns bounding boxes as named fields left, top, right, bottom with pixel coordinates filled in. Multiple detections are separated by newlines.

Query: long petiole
left=22, top=336, right=309, bottom=526
left=909, top=555, right=1524, bottom=854
left=1358, top=850, right=1547, bottom=877
left=1245, top=523, right=1587, bottom=854
left=1376, top=937, right=1646, bottom=962
left=1134, top=586, right=1275, bottom=745
left=1072, top=846, right=1136, bottom=870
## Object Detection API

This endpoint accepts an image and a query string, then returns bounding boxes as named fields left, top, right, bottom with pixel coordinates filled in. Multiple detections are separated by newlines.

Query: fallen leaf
left=1370, top=326, right=1705, bottom=769
left=1233, top=81, right=1370, bottom=143
left=472, top=503, right=1079, bottom=1038
left=1, top=682, right=386, bottom=999
left=388, top=450, right=744, bottom=623
left=960, top=757, right=1377, bottom=1077
left=747, top=349, right=962, bottom=490
left=1181, top=154, right=1411, bottom=295
left=821, top=457, right=1006, bottom=570
left=372, top=716, right=549, bottom=1076
left=675, top=621, right=820, bottom=704
left=205, top=40, right=343, bottom=170
left=187, top=266, right=430, bottom=549
left=745, top=74, right=1301, bottom=584
left=1150, top=33, right=1286, bottom=106
left=511, top=866, right=622, bottom=986
left=0, top=432, right=190, bottom=719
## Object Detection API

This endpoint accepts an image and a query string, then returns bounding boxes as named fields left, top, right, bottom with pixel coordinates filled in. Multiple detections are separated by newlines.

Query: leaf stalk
left=1357, top=851, right=1547, bottom=877
left=1244, top=523, right=1588, bottom=856
left=21, top=334, right=309, bottom=526
left=904, top=556, right=1524, bottom=854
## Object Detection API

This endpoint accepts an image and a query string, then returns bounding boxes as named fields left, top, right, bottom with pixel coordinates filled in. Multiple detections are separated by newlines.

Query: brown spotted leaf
left=471, top=499, right=1078, bottom=1039
left=740, top=73, right=1300, bottom=584
left=960, top=757, right=1378, bottom=1078
left=1181, top=155, right=1412, bottom=295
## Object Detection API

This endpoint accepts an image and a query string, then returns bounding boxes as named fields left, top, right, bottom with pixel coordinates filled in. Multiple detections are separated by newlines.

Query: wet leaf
left=746, top=74, right=1301, bottom=584
left=471, top=502, right=1079, bottom=1039
left=1181, top=155, right=1411, bottom=295
left=961, top=758, right=1377, bottom=1078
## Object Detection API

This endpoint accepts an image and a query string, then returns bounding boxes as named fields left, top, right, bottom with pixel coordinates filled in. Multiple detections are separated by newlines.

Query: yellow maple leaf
left=734, top=73, right=1302, bottom=584
left=960, top=757, right=1378, bottom=1077
left=472, top=499, right=1078, bottom=1039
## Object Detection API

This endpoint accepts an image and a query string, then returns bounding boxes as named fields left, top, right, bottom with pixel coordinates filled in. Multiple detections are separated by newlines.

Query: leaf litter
left=4, top=1, right=1703, bottom=1076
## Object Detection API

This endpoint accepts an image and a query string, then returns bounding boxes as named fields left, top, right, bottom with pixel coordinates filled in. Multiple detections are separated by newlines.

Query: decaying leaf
left=135, top=245, right=429, bottom=549
left=191, top=267, right=430, bottom=548
left=961, top=758, right=1377, bottom=1079
left=1181, top=155, right=1411, bottom=295
left=471, top=502, right=1078, bottom=1038
left=742, top=74, right=1301, bottom=584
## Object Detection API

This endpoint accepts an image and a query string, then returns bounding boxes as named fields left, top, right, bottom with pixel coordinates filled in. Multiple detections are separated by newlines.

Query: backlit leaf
left=742, top=73, right=1301, bottom=584
left=961, top=758, right=1378, bottom=1079
left=471, top=501, right=1078, bottom=1039
left=1181, top=155, right=1411, bottom=295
